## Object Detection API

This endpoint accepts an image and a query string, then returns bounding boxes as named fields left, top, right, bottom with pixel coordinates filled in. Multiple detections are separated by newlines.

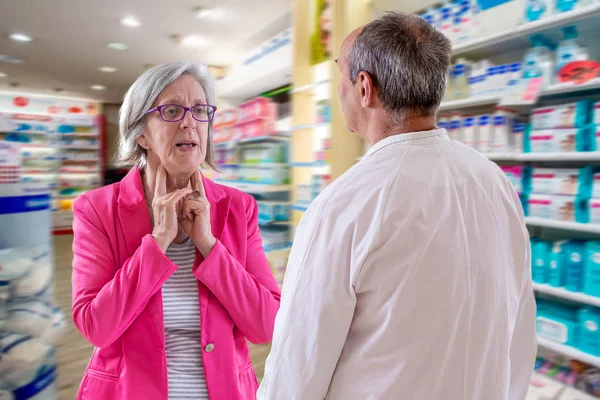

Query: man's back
left=259, top=129, right=536, bottom=400
left=329, top=130, right=536, bottom=398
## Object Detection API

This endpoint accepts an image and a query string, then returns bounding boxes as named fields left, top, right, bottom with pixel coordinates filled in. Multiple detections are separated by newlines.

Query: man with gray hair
left=258, top=11, right=536, bottom=400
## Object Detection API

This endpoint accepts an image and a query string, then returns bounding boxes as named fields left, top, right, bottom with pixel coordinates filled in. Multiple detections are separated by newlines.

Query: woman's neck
left=142, top=164, right=193, bottom=202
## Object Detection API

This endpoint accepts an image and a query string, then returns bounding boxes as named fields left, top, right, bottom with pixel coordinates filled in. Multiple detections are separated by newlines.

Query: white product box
left=589, top=199, right=600, bottom=224
left=529, top=129, right=578, bottom=153
left=531, top=103, right=580, bottom=130
left=594, top=101, right=600, bottom=125
left=531, top=168, right=580, bottom=196
left=527, top=193, right=577, bottom=222
left=490, top=110, right=515, bottom=152
left=526, top=372, right=565, bottom=400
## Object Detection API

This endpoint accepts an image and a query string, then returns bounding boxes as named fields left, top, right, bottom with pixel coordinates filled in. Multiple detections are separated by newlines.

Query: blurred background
left=2, top=0, right=600, bottom=398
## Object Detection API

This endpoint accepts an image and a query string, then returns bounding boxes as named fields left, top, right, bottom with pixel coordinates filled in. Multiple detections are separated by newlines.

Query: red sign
left=557, top=60, right=600, bottom=85
left=13, top=96, right=29, bottom=107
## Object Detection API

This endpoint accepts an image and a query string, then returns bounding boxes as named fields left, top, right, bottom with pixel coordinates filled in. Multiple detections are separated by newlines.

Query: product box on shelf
left=238, top=117, right=276, bottom=139
left=594, top=102, right=600, bottom=125
left=461, top=116, right=476, bottom=148
left=536, top=298, right=579, bottom=346
left=0, top=141, right=21, bottom=184
left=524, top=193, right=579, bottom=222
left=532, top=239, right=551, bottom=284
left=213, top=108, right=239, bottom=129
left=239, top=142, right=287, bottom=164
left=584, top=241, right=600, bottom=297
left=258, top=202, right=290, bottom=224
left=578, top=307, right=600, bottom=356
left=238, top=97, right=277, bottom=122
left=501, top=166, right=523, bottom=194
left=531, top=101, right=593, bottom=130
left=549, top=241, right=568, bottom=287
left=525, top=128, right=586, bottom=153
left=523, top=167, right=592, bottom=197
left=565, top=240, right=586, bottom=292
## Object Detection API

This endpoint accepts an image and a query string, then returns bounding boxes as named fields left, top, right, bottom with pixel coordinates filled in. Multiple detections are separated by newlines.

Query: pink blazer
left=71, top=166, right=281, bottom=400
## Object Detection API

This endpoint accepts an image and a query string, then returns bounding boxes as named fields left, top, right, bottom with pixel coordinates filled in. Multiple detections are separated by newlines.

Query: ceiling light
left=194, top=6, right=215, bottom=18
left=10, top=33, right=32, bottom=42
left=0, top=73, right=7, bottom=78
left=171, top=34, right=205, bottom=47
left=0, top=55, right=24, bottom=64
left=91, top=85, right=106, bottom=91
left=106, top=42, right=129, bottom=51
left=98, top=66, right=118, bottom=73
left=120, top=16, right=141, bottom=27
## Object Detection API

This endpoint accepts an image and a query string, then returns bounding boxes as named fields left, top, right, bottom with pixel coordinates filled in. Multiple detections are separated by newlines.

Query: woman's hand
left=151, top=164, right=192, bottom=253
left=180, top=170, right=216, bottom=257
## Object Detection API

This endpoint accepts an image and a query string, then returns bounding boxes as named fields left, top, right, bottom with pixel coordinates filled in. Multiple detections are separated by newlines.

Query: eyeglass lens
left=160, top=105, right=214, bottom=122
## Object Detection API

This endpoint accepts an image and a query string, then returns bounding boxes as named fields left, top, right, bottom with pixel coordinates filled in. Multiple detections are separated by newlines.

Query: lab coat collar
left=365, top=128, right=449, bottom=158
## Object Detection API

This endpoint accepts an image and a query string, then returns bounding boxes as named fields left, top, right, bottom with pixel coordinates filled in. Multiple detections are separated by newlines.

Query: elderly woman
left=71, top=61, right=281, bottom=400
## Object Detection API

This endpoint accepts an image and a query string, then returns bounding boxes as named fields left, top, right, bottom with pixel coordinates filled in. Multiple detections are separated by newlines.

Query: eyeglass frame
left=146, top=103, right=217, bottom=123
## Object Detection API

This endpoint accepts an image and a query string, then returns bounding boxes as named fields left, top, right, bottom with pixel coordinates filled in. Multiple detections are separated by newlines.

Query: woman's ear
left=137, top=135, right=150, bottom=150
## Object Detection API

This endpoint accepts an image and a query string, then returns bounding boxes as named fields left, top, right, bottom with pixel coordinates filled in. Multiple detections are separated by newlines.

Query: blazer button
left=205, top=343, right=215, bottom=353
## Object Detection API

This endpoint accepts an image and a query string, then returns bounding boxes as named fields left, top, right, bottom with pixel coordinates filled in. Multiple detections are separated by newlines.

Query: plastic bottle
left=521, top=35, right=554, bottom=89
left=454, top=0, right=482, bottom=44
left=555, top=26, right=590, bottom=80
left=439, top=1, right=455, bottom=42
left=453, top=58, right=472, bottom=100
left=524, top=0, right=549, bottom=22
left=555, top=0, right=579, bottom=13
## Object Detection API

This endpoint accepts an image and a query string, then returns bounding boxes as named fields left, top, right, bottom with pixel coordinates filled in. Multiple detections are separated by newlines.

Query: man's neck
left=365, top=115, right=437, bottom=146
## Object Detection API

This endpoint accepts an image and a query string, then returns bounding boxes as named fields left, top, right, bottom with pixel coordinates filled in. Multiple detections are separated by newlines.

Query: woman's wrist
left=196, top=236, right=217, bottom=258
left=152, top=233, right=171, bottom=253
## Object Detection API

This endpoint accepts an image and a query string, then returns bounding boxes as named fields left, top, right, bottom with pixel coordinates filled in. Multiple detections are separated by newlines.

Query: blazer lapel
left=116, top=166, right=153, bottom=257
left=197, top=174, right=231, bottom=326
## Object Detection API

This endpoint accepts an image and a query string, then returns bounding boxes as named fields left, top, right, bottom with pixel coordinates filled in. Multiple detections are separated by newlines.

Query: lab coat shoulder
left=284, top=161, right=399, bottom=291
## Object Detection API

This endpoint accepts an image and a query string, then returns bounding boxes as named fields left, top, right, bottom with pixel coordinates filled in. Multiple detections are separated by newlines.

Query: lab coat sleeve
left=71, top=195, right=178, bottom=348
left=192, top=196, right=281, bottom=344
left=508, top=239, right=537, bottom=399
left=257, top=202, right=357, bottom=400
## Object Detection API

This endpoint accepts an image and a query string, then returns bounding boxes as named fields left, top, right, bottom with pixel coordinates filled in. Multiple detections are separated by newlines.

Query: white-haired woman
left=71, top=61, right=281, bottom=400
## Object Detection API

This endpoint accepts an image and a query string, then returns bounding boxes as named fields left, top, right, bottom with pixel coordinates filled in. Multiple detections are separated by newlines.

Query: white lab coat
left=257, top=129, right=537, bottom=400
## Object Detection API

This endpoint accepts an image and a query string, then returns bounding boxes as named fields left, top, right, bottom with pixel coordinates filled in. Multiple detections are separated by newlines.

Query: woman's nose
left=180, top=109, right=196, bottom=130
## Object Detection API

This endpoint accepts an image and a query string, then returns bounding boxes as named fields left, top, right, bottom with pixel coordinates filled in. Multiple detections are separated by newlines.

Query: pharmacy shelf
left=265, top=245, right=292, bottom=254
left=438, top=96, right=499, bottom=112
left=291, top=204, right=310, bottom=212
left=452, top=3, right=600, bottom=58
left=485, top=152, right=600, bottom=162
left=290, top=161, right=328, bottom=167
left=291, top=122, right=329, bottom=131
left=291, top=79, right=330, bottom=94
left=533, top=283, right=600, bottom=307
left=214, top=180, right=291, bottom=193
left=214, top=133, right=291, bottom=146
left=440, top=77, right=600, bottom=112
left=525, top=217, right=600, bottom=234
left=218, top=163, right=289, bottom=168
left=61, top=145, right=99, bottom=150
left=537, top=336, right=600, bottom=368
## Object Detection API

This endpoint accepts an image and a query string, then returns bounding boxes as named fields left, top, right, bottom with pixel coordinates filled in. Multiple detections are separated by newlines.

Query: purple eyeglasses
left=147, top=104, right=217, bottom=123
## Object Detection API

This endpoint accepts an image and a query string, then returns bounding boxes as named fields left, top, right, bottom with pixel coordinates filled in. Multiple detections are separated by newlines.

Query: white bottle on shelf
left=453, top=58, right=472, bottom=100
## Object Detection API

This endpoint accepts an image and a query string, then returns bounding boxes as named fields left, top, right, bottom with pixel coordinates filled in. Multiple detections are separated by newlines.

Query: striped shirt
left=163, top=238, right=209, bottom=399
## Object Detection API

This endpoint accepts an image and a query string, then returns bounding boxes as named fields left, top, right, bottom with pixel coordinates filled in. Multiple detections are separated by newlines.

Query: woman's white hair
left=115, top=61, right=217, bottom=169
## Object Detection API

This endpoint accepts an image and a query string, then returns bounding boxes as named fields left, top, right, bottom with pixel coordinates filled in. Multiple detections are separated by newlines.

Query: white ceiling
left=0, top=0, right=292, bottom=103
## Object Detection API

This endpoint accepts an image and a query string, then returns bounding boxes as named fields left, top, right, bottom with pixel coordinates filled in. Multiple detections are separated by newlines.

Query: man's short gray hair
left=115, top=61, right=217, bottom=169
left=348, top=12, right=451, bottom=122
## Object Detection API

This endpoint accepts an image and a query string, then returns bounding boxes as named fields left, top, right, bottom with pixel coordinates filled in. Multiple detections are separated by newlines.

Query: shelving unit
left=533, top=283, right=600, bottom=308
left=0, top=108, right=104, bottom=234
left=537, top=337, right=600, bottom=368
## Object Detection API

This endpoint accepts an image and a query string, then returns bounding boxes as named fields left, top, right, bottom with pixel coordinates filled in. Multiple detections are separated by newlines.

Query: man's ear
left=137, top=135, right=150, bottom=150
left=358, top=71, right=375, bottom=108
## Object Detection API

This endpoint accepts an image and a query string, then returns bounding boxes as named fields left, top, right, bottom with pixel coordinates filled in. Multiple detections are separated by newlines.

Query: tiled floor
left=52, top=234, right=271, bottom=399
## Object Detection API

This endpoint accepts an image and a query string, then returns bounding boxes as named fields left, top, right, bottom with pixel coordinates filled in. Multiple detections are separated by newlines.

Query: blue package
left=533, top=240, right=551, bottom=283
left=583, top=241, right=600, bottom=297
left=537, top=299, right=579, bottom=346
left=549, top=241, right=567, bottom=287
left=565, top=240, right=587, bottom=292
left=578, top=307, right=600, bottom=356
